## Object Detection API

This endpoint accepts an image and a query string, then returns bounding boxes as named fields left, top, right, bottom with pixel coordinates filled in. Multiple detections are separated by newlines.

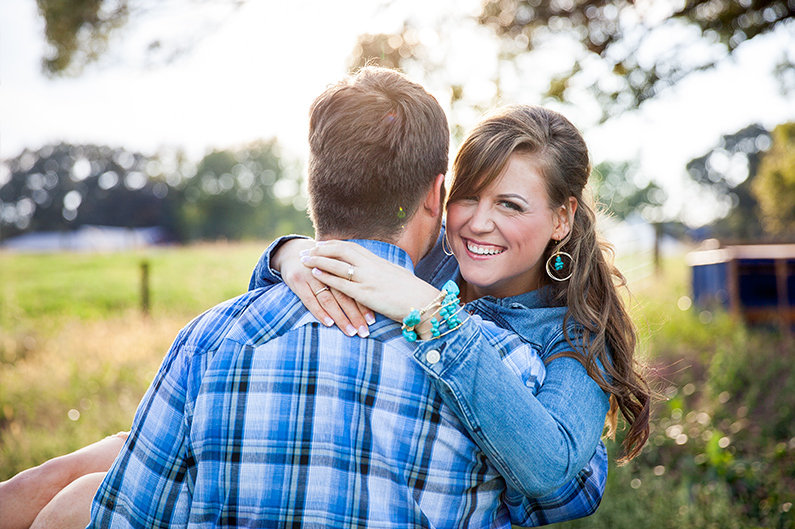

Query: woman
left=254, top=104, right=651, bottom=493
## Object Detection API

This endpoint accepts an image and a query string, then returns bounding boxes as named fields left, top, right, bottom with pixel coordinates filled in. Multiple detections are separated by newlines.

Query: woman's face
left=446, top=153, right=571, bottom=300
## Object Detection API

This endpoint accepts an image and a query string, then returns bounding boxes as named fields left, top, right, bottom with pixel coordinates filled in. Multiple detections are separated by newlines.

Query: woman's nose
left=468, top=203, right=494, bottom=233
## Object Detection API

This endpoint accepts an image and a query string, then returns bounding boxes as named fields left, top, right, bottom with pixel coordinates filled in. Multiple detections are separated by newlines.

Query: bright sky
left=2, top=0, right=795, bottom=227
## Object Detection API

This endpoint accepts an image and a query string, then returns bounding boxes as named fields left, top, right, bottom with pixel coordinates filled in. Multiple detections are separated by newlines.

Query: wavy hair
left=449, top=105, right=651, bottom=462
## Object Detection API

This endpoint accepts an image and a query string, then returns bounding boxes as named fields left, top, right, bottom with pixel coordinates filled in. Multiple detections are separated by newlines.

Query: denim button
left=426, top=350, right=441, bottom=365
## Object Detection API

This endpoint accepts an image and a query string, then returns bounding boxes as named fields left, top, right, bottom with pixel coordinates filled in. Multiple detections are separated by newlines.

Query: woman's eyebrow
left=496, top=193, right=529, bottom=204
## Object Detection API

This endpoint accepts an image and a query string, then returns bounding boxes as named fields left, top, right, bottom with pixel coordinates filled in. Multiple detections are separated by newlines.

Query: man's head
left=307, top=67, right=449, bottom=244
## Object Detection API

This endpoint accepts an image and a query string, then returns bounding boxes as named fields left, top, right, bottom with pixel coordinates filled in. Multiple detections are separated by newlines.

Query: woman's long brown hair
left=448, top=105, right=651, bottom=463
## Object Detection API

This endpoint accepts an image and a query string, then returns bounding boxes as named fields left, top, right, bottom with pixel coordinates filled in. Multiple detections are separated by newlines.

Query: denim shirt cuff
left=410, top=316, right=481, bottom=379
left=248, top=235, right=310, bottom=290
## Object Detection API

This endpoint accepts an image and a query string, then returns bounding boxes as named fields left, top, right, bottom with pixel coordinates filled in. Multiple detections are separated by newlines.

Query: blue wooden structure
left=686, top=243, right=795, bottom=333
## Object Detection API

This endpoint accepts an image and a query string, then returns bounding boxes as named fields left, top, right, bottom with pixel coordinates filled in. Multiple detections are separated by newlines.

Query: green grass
left=0, top=241, right=266, bottom=322
left=1, top=246, right=793, bottom=528
left=0, top=241, right=267, bottom=476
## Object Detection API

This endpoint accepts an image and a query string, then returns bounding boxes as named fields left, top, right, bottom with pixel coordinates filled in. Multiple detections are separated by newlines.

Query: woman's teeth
left=467, top=241, right=505, bottom=256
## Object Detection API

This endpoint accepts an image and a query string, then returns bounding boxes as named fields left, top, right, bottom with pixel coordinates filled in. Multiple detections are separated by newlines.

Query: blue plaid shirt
left=90, top=240, right=601, bottom=528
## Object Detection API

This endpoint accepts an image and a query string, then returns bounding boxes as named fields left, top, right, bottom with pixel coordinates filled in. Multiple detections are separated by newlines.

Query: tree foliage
left=686, top=124, right=772, bottom=241
left=593, top=160, right=668, bottom=222
left=478, top=0, right=795, bottom=119
left=347, top=26, right=422, bottom=72
left=34, top=0, right=249, bottom=76
left=0, top=140, right=311, bottom=243
left=0, top=143, right=174, bottom=239
left=36, top=0, right=129, bottom=76
left=179, top=141, right=311, bottom=241
left=751, top=121, right=795, bottom=237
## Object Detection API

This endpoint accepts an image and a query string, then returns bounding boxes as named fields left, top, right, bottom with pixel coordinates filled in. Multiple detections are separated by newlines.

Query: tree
left=177, top=140, right=312, bottom=241
left=0, top=143, right=177, bottom=240
left=593, top=160, right=671, bottom=271
left=478, top=0, right=795, bottom=119
left=685, top=124, right=772, bottom=241
left=0, top=140, right=312, bottom=243
left=593, top=160, right=667, bottom=222
left=34, top=0, right=248, bottom=76
left=38, top=0, right=795, bottom=121
left=752, top=122, right=795, bottom=237
left=347, top=26, right=422, bottom=72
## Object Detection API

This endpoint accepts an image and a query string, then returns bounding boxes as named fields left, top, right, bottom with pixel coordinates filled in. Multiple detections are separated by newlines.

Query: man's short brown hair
left=307, top=67, right=449, bottom=241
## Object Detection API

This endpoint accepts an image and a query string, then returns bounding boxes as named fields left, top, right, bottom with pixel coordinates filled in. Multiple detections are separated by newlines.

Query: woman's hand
left=302, top=240, right=442, bottom=324
left=273, top=238, right=374, bottom=337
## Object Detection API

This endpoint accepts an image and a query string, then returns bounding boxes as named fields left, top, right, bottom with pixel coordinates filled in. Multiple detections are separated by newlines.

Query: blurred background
left=1, top=0, right=795, bottom=527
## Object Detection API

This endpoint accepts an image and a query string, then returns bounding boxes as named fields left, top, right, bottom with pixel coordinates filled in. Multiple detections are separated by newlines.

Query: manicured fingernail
left=345, top=324, right=357, bottom=337
left=312, top=268, right=322, bottom=277
left=315, top=241, right=327, bottom=246
left=358, top=326, right=370, bottom=338
left=324, top=317, right=334, bottom=327
left=299, top=249, right=310, bottom=257
left=365, top=313, right=376, bottom=325
left=300, top=255, right=310, bottom=263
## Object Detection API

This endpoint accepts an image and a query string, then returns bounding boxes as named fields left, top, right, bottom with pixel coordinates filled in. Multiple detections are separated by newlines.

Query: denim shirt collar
left=467, top=285, right=557, bottom=311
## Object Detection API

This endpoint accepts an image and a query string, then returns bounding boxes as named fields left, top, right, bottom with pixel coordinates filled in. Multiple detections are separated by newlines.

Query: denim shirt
left=414, top=236, right=610, bottom=496
left=249, top=232, right=610, bottom=510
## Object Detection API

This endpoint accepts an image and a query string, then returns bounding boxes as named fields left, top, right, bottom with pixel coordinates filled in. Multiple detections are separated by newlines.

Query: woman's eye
left=499, top=200, right=523, bottom=212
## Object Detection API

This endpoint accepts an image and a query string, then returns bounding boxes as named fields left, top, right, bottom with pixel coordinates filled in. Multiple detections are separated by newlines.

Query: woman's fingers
left=304, top=239, right=441, bottom=324
left=301, top=254, right=361, bottom=282
left=293, top=279, right=336, bottom=328
left=313, top=287, right=356, bottom=334
left=310, top=266, right=359, bottom=298
left=280, top=240, right=371, bottom=336
left=332, top=289, right=371, bottom=337
left=357, top=299, right=376, bottom=325
left=310, top=241, right=370, bottom=267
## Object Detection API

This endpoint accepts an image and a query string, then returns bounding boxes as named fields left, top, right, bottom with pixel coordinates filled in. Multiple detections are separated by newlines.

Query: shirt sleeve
left=504, top=441, right=608, bottom=526
left=248, top=235, right=311, bottom=291
left=413, top=316, right=610, bottom=509
left=89, top=329, right=199, bottom=528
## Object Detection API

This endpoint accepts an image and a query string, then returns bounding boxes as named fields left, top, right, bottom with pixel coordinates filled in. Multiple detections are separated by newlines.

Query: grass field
left=1, top=242, right=793, bottom=528
left=0, top=241, right=267, bottom=476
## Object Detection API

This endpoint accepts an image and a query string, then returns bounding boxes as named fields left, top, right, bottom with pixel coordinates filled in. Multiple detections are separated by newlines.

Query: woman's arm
left=300, top=241, right=609, bottom=493
left=253, top=237, right=609, bottom=522
left=405, top=312, right=609, bottom=498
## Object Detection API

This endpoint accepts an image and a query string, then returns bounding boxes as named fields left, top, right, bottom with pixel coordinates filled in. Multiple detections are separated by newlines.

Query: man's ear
left=423, top=174, right=446, bottom=218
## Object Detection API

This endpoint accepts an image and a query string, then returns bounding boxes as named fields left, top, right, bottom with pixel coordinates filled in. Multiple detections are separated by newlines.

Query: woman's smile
left=463, top=238, right=506, bottom=257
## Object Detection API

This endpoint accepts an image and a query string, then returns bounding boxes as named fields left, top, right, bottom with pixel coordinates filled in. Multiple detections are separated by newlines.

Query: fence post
left=141, top=260, right=150, bottom=316
left=775, top=258, right=791, bottom=342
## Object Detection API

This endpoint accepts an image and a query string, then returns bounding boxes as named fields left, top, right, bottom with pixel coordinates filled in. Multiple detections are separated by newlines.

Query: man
left=88, top=67, right=604, bottom=527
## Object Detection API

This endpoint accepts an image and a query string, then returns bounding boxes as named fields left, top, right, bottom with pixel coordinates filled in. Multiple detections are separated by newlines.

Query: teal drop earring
left=545, top=240, right=574, bottom=282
